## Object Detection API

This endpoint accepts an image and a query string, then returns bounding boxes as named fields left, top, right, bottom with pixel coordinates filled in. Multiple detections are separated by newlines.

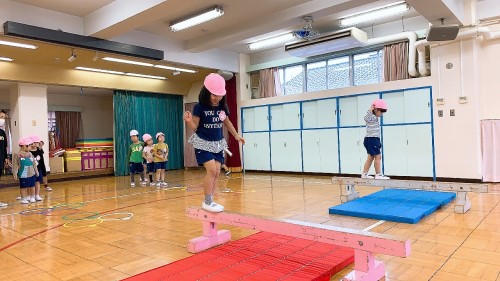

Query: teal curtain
left=113, top=90, right=184, bottom=176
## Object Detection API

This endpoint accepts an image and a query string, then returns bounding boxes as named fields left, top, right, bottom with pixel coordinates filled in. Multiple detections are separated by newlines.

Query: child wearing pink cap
left=30, top=135, right=46, bottom=201
left=12, top=137, right=39, bottom=204
left=142, top=133, right=156, bottom=186
left=184, top=73, right=245, bottom=213
left=153, top=132, right=168, bottom=188
left=361, top=99, right=390, bottom=180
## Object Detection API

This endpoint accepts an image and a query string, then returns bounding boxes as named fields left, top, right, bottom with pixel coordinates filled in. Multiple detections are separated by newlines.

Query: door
left=381, top=126, right=408, bottom=176
left=270, top=103, right=300, bottom=130
left=339, top=97, right=358, bottom=127
left=406, top=124, right=433, bottom=177
left=318, top=129, right=339, bottom=173
left=302, top=101, right=319, bottom=129
left=243, top=132, right=270, bottom=171
left=253, top=106, right=270, bottom=131
left=317, top=99, right=337, bottom=128
left=270, top=131, right=302, bottom=172
left=302, top=130, right=321, bottom=172
left=381, top=91, right=405, bottom=125
left=339, top=128, right=362, bottom=174
left=242, top=107, right=256, bottom=132
left=404, top=88, right=431, bottom=123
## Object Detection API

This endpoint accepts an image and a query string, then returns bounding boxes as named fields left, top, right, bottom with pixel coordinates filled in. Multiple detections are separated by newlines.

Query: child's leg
left=20, top=188, right=28, bottom=199
left=130, top=173, right=135, bottom=183
left=149, top=172, right=153, bottom=182
left=374, top=154, right=382, bottom=175
left=202, top=160, right=218, bottom=204
left=362, top=155, right=374, bottom=174
left=155, top=167, right=161, bottom=183
left=139, top=172, right=145, bottom=182
left=29, top=186, right=35, bottom=197
left=161, top=169, right=165, bottom=182
left=211, top=161, right=222, bottom=195
left=35, top=181, right=40, bottom=196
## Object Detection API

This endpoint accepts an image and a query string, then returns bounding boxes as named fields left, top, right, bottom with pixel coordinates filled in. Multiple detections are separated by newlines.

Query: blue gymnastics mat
left=328, top=189, right=456, bottom=224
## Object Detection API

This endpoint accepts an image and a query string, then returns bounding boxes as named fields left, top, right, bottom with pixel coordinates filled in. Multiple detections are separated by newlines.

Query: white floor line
left=363, top=220, right=386, bottom=232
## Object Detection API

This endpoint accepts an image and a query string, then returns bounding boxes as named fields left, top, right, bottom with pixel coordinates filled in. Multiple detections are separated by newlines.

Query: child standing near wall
left=13, top=137, right=39, bottom=204
left=29, top=135, right=45, bottom=201
left=361, top=99, right=390, bottom=180
left=153, top=132, right=168, bottom=188
left=128, top=130, right=146, bottom=187
left=39, top=140, right=52, bottom=191
left=142, top=133, right=156, bottom=186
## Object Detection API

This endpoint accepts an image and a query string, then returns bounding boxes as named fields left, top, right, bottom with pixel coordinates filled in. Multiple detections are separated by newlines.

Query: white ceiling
left=10, top=0, right=115, bottom=17
left=0, top=80, right=113, bottom=96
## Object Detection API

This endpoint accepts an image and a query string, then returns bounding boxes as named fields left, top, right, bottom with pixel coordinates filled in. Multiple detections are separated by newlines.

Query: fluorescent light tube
left=102, top=57, right=153, bottom=67
left=170, top=6, right=224, bottom=32
left=154, top=65, right=196, bottom=73
left=248, top=33, right=296, bottom=51
left=126, top=73, right=166, bottom=80
left=340, top=2, right=410, bottom=27
left=75, top=67, right=125, bottom=75
left=0, top=57, right=14, bottom=62
left=0, top=40, right=37, bottom=49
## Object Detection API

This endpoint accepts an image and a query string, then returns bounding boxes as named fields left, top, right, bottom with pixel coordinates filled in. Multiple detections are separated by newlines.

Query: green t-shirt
left=129, top=143, right=144, bottom=163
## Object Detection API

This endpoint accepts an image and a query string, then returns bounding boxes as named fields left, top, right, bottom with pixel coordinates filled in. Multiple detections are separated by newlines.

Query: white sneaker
left=20, top=199, right=29, bottom=204
left=140, top=181, right=147, bottom=186
left=16, top=196, right=22, bottom=200
left=35, top=195, right=43, bottom=201
left=375, top=174, right=390, bottom=180
left=29, top=197, right=36, bottom=203
left=361, top=173, right=374, bottom=179
left=150, top=182, right=155, bottom=186
left=161, top=182, right=168, bottom=187
left=130, top=182, right=136, bottom=187
left=156, top=182, right=162, bottom=187
left=45, top=186, right=52, bottom=191
left=0, top=202, right=7, bottom=207
left=202, top=202, right=224, bottom=213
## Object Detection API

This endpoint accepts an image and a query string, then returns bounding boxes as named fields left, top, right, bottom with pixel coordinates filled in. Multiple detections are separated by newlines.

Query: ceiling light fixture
left=0, top=40, right=37, bottom=49
left=248, top=33, right=297, bottom=51
left=340, top=1, right=410, bottom=27
left=169, top=5, right=224, bottom=32
left=75, top=66, right=124, bottom=75
left=102, top=57, right=154, bottom=67
left=126, top=73, right=166, bottom=80
left=0, top=57, right=14, bottom=62
left=68, top=49, right=77, bottom=62
left=154, top=65, right=196, bottom=73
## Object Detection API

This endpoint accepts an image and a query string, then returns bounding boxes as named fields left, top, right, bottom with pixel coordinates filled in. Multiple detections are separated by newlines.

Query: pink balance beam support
left=186, top=207, right=411, bottom=281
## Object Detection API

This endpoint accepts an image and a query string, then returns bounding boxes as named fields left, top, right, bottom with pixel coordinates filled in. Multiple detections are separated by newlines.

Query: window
left=306, top=61, right=327, bottom=92
left=353, top=50, right=383, bottom=86
left=327, top=56, right=350, bottom=89
left=48, top=111, right=56, bottom=131
left=274, top=49, right=385, bottom=97
left=283, top=65, right=304, bottom=95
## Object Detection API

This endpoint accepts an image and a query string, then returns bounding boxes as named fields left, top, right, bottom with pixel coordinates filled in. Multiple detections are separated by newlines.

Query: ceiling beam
left=83, top=0, right=168, bottom=39
left=185, top=0, right=376, bottom=53
left=406, top=0, right=471, bottom=26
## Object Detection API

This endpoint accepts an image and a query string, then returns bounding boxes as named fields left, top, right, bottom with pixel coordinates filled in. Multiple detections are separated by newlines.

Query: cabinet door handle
left=266, top=116, right=269, bottom=120
left=302, top=113, right=305, bottom=118
left=284, top=142, right=287, bottom=147
left=334, top=110, right=337, bottom=115
left=428, top=102, right=430, bottom=107
left=339, top=110, right=342, bottom=115
left=407, top=140, right=409, bottom=145
left=297, top=114, right=300, bottom=118
left=317, top=141, right=320, bottom=146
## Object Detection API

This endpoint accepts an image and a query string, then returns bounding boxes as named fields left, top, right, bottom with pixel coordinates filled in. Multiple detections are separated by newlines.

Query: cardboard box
left=64, top=150, right=82, bottom=172
left=49, top=156, right=65, bottom=173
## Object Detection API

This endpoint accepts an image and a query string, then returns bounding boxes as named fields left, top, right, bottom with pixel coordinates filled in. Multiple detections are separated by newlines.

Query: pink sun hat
left=19, top=137, right=32, bottom=146
left=204, top=73, right=226, bottom=96
left=30, top=135, right=42, bottom=143
left=372, top=99, right=388, bottom=110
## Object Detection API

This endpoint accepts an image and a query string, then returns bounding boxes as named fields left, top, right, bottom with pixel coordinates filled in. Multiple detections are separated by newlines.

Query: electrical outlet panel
left=459, top=96, right=468, bottom=104
left=450, top=109, right=455, bottom=116
left=436, top=98, right=445, bottom=105
left=438, top=110, right=443, bottom=117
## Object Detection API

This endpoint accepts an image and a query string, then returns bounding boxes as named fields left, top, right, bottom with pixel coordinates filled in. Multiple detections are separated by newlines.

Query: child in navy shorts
left=142, top=133, right=156, bottom=186
left=13, top=137, right=39, bottom=204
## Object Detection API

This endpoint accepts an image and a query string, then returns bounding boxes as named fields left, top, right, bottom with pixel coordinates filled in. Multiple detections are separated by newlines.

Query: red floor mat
left=122, top=232, right=354, bottom=281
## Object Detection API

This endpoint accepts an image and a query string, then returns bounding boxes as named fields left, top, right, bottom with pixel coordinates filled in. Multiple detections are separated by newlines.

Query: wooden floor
left=0, top=169, right=499, bottom=281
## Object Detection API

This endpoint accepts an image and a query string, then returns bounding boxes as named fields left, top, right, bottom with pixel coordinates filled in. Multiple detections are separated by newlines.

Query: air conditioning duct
left=285, top=27, right=368, bottom=58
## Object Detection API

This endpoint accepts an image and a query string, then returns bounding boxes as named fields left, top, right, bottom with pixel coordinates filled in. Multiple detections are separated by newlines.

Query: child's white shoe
left=35, top=195, right=43, bottom=201
left=20, top=198, right=29, bottom=204
left=202, top=202, right=224, bottom=213
left=29, top=197, right=36, bottom=203
left=45, top=186, right=53, bottom=191
left=361, top=173, right=374, bottom=179
left=375, top=174, right=390, bottom=180
left=16, top=195, right=22, bottom=200
left=130, top=182, right=136, bottom=187
left=156, top=182, right=162, bottom=187
left=0, top=202, right=8, bottom=207
left=140, top=181, right=147, bottom=186
left=161, top=182, right=168, bottom=187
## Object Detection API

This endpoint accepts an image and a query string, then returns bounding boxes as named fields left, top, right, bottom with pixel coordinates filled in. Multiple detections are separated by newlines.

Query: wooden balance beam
left=187, top=207, right=411, bottom=281
left=331, top=177, right=489, bottom=214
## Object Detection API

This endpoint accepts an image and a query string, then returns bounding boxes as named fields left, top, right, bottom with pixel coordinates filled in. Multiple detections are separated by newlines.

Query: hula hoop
left=97, top=212, right=134, bottom=221
left=62, top=212, right=100, bottom=221
left=63, top=218, right=103, bottom=228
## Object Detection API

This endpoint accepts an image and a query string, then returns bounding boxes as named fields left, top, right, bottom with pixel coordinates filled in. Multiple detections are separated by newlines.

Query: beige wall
left=0, top=89, right=113, bottom=139
left=46, top=94, right=114, bottom=139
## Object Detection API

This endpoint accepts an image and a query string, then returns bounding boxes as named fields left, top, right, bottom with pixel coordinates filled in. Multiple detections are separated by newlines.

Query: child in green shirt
left=128, top=130, right=146, bottom=187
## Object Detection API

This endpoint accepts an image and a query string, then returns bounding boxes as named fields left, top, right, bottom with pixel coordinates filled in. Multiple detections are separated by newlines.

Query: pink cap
left=142, top=133, right=152, bottom=142
left=19, top=137, right=31, bottom=146
left=372, top=99, right=388, bottom=110
left=30, top=135, right=42, bottom=143
left=156, top=132, right=165, bottom=139
left=204, top=73, right=226, bottom=96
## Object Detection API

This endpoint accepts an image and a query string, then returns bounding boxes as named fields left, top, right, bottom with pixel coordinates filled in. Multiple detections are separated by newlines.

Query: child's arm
left=142, top=150, right=148, bottom=161
left=364, top=107, right=377, bottom=122
left=32, top=155, right=39, bottom=177
left=12, top=154, right=19, bottom=180
left=127, top=145, right=132, bottom=164
left=223, top=118, right=245, bottom=144
left=165, top=144, right=169, bottom=160
left=184, top=111, right=200, bottom=131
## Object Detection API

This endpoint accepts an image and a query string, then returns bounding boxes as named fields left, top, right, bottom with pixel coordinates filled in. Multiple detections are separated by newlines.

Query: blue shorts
left=146, top=163, right=156, bottom=173
left=20, top=175, right=36, bottom=188
left=154, top=161, right=167, bottom=170
left=195, top=149, right=224, bottom=166
left=35, top=168, right=44, bottom=183
left=364, top=137, right=382, bottom=156
left=129, top=162, right=144, bottom=174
